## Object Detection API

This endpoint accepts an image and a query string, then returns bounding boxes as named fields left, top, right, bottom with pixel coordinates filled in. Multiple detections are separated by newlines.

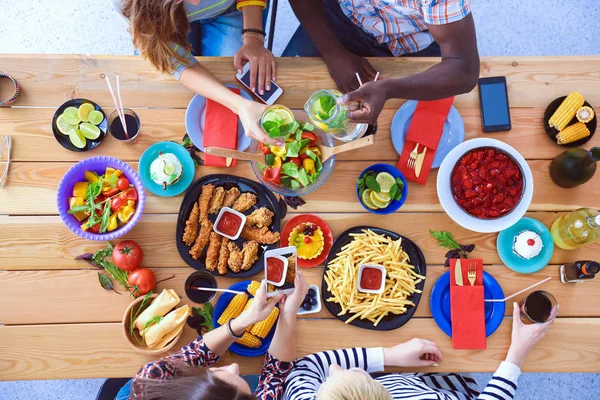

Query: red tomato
left=299, top=153, right=308, bottom=161
left=259, top=142, right=271, bottom=155
left=120, top=188, right=138, bottom=201
left=88, top=222, right=101, bottom=233
left=288, top=157, right=302, bottom=167
left=301, top=132, right=318, bottom=147
left=128, top=268, right=156, bottom=297
left=112, top=240, right=144, bottom=271
left=111, top=197, right=125, bottom=212
left=117, top=177, right=130, bottom=191
left=103, top=187, right=119, bottom=197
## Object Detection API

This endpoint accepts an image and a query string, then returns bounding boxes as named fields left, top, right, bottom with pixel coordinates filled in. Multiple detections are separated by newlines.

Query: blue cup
left=356, top=163, right=408, bottom=214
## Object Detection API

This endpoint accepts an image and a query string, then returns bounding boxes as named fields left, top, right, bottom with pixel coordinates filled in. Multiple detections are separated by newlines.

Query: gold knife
left=415, top=147, right=427, bottom=178
left=455, top=259, right=464, bottom=286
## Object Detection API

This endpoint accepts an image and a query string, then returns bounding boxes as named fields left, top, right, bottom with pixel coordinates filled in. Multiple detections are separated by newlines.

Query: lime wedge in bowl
left=56, top=115, right=77, bottom=135
left=88, top=110, right=104, bottom=125
left=80, top=122, right=101, bottom=140
left=62, top=107, right=81, bottom=125
left=77, top=103, right=95, bottom=122
left=68, top=128, right=86, bottom=149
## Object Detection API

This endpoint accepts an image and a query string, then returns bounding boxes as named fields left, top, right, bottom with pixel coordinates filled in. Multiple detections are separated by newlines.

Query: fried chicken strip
left=245, top=207, right=274, bottom=229
left=208, top=186, right=225, bottom=215
left=222, top=187, right=241, bottom=208
left=286, top=255, right=297, bottom=285
left=189, top=220, right=213, bottom=260
left=205, top=232, right=222, bottom=272
left=227, top=241, right=243, bottom=273
left=232, top=192, right=257, bottom=213
left=182, top=202, right=199, bottom=246
left=241, top=241, right=259, bottom=271
left=217, top=237, right=230, bottom=275
left=241, top=225, right=280, bottom=245
left=198, top=184, right=215, bottom=222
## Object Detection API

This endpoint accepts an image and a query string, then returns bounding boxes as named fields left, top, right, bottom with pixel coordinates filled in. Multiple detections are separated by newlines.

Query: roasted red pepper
left=301, top=132, right=318, bottom=147
left=263, top=166, right=282, bottom=185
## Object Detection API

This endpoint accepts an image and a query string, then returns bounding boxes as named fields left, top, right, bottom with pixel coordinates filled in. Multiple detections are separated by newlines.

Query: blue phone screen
left=480, top=83, right=509, bottom=126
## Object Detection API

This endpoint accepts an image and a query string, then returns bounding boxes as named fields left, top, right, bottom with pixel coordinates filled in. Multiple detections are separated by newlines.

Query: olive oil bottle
left=551, top=208, right=600, bottom=250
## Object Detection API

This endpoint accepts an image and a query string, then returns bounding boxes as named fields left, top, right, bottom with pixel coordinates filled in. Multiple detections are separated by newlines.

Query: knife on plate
left=455, top=259, right=464, bottom=286
left=415, top=147, right=427, bottom=178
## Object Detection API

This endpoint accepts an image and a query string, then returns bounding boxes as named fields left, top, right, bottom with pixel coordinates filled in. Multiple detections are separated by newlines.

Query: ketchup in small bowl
left=214, top=207, right=246, bottom=240
left=358, top=264, right=386, bottom=294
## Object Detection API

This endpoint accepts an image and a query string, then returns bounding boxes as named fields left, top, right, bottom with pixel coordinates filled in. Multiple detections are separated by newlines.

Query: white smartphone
left=264, top=246, right=297, bottom=297
left=235, top=62, right=283, bottom=105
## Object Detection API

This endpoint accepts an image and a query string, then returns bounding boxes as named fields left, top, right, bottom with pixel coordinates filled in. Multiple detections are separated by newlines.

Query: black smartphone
left=478, top=76, right=511, bottom=133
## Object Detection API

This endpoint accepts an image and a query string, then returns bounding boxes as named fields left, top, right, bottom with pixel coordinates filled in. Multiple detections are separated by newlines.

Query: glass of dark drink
left=185, top=271, right=218, bottom=304
left=108, top=108, right=140, bottom=144
left=521, top=290, right=557, bottom=323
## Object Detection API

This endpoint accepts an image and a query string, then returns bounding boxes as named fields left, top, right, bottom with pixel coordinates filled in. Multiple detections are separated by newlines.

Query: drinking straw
left=484, top=277, right=552, bottom=303
left=104, top=75, right=129, bottom=139
left=189, top=286, right=244, bottom=295
left=115, top=75, right=129, bottom=139
left=355, top=72, right=363, bottom=87
left=374, top=72, right=380, bottom=82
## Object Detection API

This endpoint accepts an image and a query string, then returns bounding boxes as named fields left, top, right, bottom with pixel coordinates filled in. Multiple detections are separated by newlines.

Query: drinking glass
left=108, top=108, right=141, bottom=144
left=521, top=290, right=558, bottom=324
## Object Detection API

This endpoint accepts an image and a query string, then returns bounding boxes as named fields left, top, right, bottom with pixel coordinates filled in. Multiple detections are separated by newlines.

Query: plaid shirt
left=337, top=0, right=472, bottom=56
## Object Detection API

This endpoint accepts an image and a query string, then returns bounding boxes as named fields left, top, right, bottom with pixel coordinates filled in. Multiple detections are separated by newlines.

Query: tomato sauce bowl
left=437, top=138, right=533, bottom=233
left=213, top=207, right=246, bottom=240
left=357, top=264, right=386, bottom=294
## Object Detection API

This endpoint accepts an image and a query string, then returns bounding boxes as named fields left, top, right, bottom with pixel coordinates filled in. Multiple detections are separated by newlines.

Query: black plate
left=52, top=98, right=108, bottom=152
left=176, top=174, right=285, bottom=277
left=543, top=96, right=596, bottom=147
left=321, top=226, right=427, bottom=331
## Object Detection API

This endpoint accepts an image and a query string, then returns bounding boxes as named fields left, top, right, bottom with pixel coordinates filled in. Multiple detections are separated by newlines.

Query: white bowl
left=436, top=138, right=533, bottom=233
left=357, top=264, right=387, bottom=294
left=297, top=285, right=322, bottom=315
left=213, top=207, right=246, bottom=240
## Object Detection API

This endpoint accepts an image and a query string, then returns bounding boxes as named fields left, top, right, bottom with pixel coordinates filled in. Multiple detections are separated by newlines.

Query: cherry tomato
left=103, top=187, right=119, bottom=197
left=120, top=188, right=138, bottom=201
left=96, top=195, right=106, bottom=203
left=88, top=222, right=101, bottom=233
left=112, top=240, right=144, bottom=271
left=117, top=177, right=130, bottom=191
left=111, top=196, right=125, bottom=212
left=128, top=268, right=156, bottom=297
left=301, top=132, right=318, bottom=147
left=288, top=157, right=302, bottom=167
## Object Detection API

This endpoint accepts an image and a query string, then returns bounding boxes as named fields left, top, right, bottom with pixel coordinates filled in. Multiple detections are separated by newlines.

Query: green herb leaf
left=365, top=175, right=381, bottom=192
left=389, top=184, right=398, bottom=200
left=193, top=303, right=215, bottom=331
left=280, top=176, right=293, bottom=188
left=142, top=316, right=163, bottom=333
left=309, top=172, right=320, bottom=183
left=429, top=230, right=462, bottom=251
left=99, top=203, right=112, bottom=233
left=282, top=162, right=299, bottom=178
left=98, top=272, right=119, bottom=295
left=299, top=139, right=311, bottom=149
left=396, top=178, right=405, bottom=190
left=319, top=94, right=336, bottom=115
left=67, top=205, right=90, bottom=214
left=395, top=192, right=403, bottom=201
left=106, top=174, right=119, bottom=188
left=358, top=186, right=365, bottom=198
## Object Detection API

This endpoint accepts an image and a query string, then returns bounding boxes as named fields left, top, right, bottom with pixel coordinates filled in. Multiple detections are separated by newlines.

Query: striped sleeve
left=236, top=0, right=267, bottom=10
left=170, top=43, right=198, bottom=80
left=283, top=348, right=384, bottom=400
left=477, top=361, right=521, bottom=400
left=421, top=0, right=472, bottom=25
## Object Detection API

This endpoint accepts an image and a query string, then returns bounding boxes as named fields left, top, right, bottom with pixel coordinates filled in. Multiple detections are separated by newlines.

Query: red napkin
left=203, top=88, right=239, bottom=167
left=450, top=258, right=486, bottom=349
left=397, top=97, right=454, bottom=184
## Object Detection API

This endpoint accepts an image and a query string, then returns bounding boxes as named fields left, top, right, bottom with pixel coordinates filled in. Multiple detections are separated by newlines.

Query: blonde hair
left=122, top=0, right=193, bottom=74
left=317, top=370, right=392, bottom=400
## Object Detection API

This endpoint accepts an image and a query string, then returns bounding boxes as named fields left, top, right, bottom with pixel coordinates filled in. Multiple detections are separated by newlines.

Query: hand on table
left=383, top=338, right=443, bottom=367
left=234, top=38, right=277, bottom=96
left=280, top=271, right=309, bottom=318
left=236, top=100, right=283, bottom=146
left=238, top=280, right=284, bottom=327
left=505, top=301, right=556, bottom=367
left=340, top=80, right=387, bottom=125
left=325, top=50, right=376, bottom=93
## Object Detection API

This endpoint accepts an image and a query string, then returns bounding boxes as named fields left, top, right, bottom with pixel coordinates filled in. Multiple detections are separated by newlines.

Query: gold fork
left=467, top=261, right=477, bottom=286
left=407, top=143, right=420, bottom=170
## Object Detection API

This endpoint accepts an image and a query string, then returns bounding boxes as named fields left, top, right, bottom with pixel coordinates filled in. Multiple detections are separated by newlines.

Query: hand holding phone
left=236, top=62, right=283, bottom=105
left=478, top=76, right=511, bottom=132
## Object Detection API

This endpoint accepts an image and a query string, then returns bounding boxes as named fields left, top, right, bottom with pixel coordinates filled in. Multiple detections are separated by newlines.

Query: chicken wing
left=182, top=202, right=199, bottom=246
left=222, top=187, right=241, bottom=208
left=217, top=237, right=230, bottom=275
left=241, top=225, right=280, bottom=245
left=232, top=192, right=257, bottom=213
left=227, top=241, right=243, bottom=273
left=241, top=241, right=259, bottom=271
left=198, top=184, right=215, bottom=222
left=245, top=207, right=274, bottom=229
left=189, top=220, right=213, bottom=260
left=286, top=255, right=297, bottom=284
left=205, top=232, right=222, bottom=272
left=208, top=186, right=225, bottom=215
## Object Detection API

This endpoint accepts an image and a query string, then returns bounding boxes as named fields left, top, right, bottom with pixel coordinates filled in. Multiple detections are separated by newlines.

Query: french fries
left=324, top=229, right=425, bottom=326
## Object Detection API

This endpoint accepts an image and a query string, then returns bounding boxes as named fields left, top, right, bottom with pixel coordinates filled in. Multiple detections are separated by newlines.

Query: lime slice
left=262, top=111, right=283, bottom=125
left=78, top=103, right=95, bottom=122
left=370, top=191, right=390, bottom=209
left=372, top=190, right=391, bottom=203
left=275, top=109, right=294, bottom=125
left=88, top=110, right=104, bottom=125
left=376, top=172, right=396, bottom=193
left=56, top=115, right=77, bottom=135
left=164, top=163, right=176, bottom=175
left=62, top=106, right=81, bottom=125
left=361, top=189, right=379, bottom=210
left=68, top=128, right=86, bottom=149
left=80, top=122, right=101, bottom=140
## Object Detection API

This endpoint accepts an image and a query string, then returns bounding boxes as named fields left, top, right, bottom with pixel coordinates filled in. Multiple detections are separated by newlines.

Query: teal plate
left=497, top=217, right=554, bottom=274
left=139, top=142, right=195, bottom=197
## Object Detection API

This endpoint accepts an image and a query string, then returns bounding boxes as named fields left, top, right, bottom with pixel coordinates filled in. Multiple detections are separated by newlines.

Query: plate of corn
left=544, top=92, right=597, bottom=147
left=213, top=280, right=279, bottom=356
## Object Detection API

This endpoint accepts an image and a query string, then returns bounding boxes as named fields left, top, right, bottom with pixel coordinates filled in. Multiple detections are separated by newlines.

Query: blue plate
left=185, top=84, right=252, bottom=152
left=138, top=141, right=195, bottom=197
left=430, top=271, right=505, bottom=337
left=391, top=100, right=464, bottom=168
left=356, top=163, right=408, bottom=215
left=497, top=217, right=554, bottom=274
left=213, top=280, right=277, bottom=357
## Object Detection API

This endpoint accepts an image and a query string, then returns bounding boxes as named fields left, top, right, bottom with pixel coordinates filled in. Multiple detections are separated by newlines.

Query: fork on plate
left=407, top=143, right=419, bottom=169
left=467, top=261, right=477, bottom=286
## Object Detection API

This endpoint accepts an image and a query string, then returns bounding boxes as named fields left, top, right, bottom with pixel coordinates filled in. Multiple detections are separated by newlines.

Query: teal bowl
left=138, top=142, right=196, bottom=197
left=497, top=217, right=554, bottom=274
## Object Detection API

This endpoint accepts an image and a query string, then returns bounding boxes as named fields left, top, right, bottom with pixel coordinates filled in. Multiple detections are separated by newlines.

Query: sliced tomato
left=103, top=187, right=119, bottom=197
left=120, top=188, right=138, bottom=201
left=301, top=132, right=318, bottom=147
left=89, top=222, right=101, bottom=233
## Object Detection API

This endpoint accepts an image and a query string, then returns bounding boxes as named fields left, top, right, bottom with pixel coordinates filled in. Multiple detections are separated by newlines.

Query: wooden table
left=1, top=55, right=600, bottom=381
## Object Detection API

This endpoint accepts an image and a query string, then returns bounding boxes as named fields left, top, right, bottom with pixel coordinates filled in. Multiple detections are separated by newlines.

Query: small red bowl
left=280, top=214, right=333, bottom=268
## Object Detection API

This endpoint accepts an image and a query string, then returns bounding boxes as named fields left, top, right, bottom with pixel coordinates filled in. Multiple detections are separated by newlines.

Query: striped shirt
left=336, top=0, right=472, bottom=56
left=284, top=347, right=521, bottom=400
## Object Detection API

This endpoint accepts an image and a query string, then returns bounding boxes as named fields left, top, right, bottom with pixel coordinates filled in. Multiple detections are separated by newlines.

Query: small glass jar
left=108, top=108, right=141, bottom=144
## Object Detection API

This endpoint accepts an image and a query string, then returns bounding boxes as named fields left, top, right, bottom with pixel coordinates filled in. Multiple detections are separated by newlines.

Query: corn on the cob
left=217, top=293, right=248, bottom=326
left=556, top=122, right=590, bottom=145
left=549, top=92, right=585, bottom=131
left=576, top=106, right=595, bottom=123
left=247, top=281, right=261, bottom=296
left=235, top=332, right=262, bottom=348
left=250, top=306, right=279, bottom=339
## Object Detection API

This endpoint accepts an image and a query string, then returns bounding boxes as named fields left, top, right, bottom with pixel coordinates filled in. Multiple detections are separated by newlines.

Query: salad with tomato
left=67, top=167, right=138, bottom=234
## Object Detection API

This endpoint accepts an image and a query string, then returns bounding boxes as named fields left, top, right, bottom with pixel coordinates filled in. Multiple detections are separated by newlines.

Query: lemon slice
left=78, top=103, right=95, bottom=123
left=80, top=122, right=101, bottom=140
left=62, top=106, right=81, bottom=125
left=313, top=121, right=329, bottom=131
left=372, top=190, right=391, bottom=203
left=361, top=189, right=379, bottom=210
left=56, top=115, right=77, bottom=135
left=376, top=172, right=396, bottom=193
left=88, top=110, right=104, bottom=125
left=262, top=111, right=283, bottom=125
left=68, top=128, right=86, bottom=149
left=370, top=190, right=390, bottom=209
left=276, top=109, right=294, bottom=125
